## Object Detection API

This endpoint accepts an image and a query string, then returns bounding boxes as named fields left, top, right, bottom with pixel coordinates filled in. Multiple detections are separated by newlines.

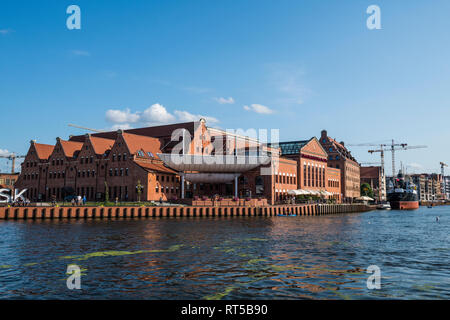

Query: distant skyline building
left=360, top=166, right=384, bottom=202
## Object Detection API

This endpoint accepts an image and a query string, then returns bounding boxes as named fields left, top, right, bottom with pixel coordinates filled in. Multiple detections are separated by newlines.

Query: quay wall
left=0, top=204, right=371, bottom=220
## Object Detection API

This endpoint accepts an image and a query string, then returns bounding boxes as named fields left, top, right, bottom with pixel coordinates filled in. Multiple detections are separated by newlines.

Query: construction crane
left=440, top=162, right=448, bottom=199
left=68, top=124, right=105, bottom=133
left=368, top=143, right=427, bottom=196
left=0, top=153, right=26, bottom=174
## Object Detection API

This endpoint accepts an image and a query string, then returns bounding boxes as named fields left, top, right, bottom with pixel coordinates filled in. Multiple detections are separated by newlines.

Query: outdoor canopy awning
left=356, top=196, right=374, bottom=201
left=184, top=173, right=239, bottom=184
left=287, top=189, right=333, bottom=196
left=158, top=153, right=271, bottom=173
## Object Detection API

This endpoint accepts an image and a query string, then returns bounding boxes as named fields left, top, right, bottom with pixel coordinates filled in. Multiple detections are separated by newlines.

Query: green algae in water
left=61, top=250, right=138, bottom=261
left=204, top=286, right=236, bottom=300
left=0, top=265, right=12, bottom=269
left=412, top=284, right=436, bottom=291
left=270, top=264, right=306, bottom=272
left=245, top=238, right=268, bottom=242
left=326, top=287, right=352, bottom=300
left=23, top=262, right=39, bottom=267
left=248, top=258, right=267, bottom=264
left=60, top=244, right=184, bottom=262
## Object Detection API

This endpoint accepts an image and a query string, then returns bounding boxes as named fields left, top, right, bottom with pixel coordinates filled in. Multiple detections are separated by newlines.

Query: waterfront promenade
left=0, top=203, right=370, bottom=220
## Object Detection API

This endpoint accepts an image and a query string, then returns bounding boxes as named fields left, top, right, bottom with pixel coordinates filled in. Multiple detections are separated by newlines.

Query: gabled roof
left=121, top=132, right=163, bottom=159
left=134, top=160, right=177, bottom=174
left=89, top=136, right=115, bottom=155
left=59, top=140, right=83, bottom=158
left=69, top=121, right=197, bottom=142
left=276, top=140, right=310, bottom=155
left=327, top=137, right=356, bottom=162
left=34, top=143, right=54, bottom=160
left=273, top=137, right=325, bottom=156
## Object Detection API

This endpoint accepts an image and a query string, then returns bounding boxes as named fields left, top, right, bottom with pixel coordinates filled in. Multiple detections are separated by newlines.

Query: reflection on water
left=0, top=206, right=449, bottom=299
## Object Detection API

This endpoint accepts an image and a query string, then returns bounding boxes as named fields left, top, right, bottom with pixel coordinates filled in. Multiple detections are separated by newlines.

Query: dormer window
left=138, top=151, right=145, bottom=157
left=147, top=152, right=154, bottom=158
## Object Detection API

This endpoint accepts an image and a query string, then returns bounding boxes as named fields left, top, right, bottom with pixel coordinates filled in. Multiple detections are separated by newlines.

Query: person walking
left=82, top=195, right=87, bottom=205
left=77, top=195, right=82, bottom=206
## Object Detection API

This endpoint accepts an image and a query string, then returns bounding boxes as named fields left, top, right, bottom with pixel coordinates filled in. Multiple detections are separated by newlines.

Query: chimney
left=340, top=141, right=345, bottom=147
left=321, top=130, right=327, bottom=138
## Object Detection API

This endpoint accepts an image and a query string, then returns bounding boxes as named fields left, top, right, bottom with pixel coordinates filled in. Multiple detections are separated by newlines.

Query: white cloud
left=408, top=163, right=423, bottom=169
left=174, top=110, right=219, bottom=124
left=214, top=97, right=235, bottom=105
left=0, top=149, right=12, bottom=157
left=105, top=103, right=218, bottom=129
left=71, top=50, right=90, bottom=57
left=142, top=103, right=176, bottom=124
left=106, top=108, right=140, bottom=124
left=243, top=104, right=274, bottom=114
left=111, top=124, right=134, bottom=131
left=0, top=29, right=13, bottom=35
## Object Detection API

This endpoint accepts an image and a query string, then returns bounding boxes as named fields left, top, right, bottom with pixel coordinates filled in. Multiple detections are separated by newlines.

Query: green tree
left=360, top=183, right=374, bottom=198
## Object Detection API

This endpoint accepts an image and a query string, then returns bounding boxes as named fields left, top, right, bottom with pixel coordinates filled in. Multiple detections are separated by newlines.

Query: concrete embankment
left=0, top=204, right=371, bottom=220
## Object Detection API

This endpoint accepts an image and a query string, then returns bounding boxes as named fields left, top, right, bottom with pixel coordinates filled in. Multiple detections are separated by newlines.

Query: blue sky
left=1, top=0, right=449, bottom=174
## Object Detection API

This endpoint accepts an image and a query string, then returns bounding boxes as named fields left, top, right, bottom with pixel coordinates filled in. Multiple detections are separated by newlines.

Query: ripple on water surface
left=0, top=207, right=449, bottom=299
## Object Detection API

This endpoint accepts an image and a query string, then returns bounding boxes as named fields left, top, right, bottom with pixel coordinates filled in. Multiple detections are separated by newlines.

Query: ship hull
left=389, top=201, right=419, bottom=210
left=387, top=190, right=419, bottom=210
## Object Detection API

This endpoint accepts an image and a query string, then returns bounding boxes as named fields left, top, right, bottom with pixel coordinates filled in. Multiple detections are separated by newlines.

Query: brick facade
left=319, top=130, right=360, bottom=201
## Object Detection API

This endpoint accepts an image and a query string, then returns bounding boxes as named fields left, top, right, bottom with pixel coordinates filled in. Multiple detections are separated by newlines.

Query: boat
left=386, top=170, right=419, bottom=210
left=376, top=203, right=391, bottom=210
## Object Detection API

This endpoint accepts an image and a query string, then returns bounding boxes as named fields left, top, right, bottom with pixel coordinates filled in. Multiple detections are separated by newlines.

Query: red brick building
left=16, top=120, right=341, bottom=204
left=274, top=137, right=341, bottom=203
left=360, top=166, right=384, bottom=201
left=319, top=130, right=360, bottom=202
left=0, top=173, right=19, bottom=190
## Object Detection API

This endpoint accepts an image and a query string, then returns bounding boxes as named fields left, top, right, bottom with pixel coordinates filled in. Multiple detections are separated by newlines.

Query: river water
left=0, top=206, right=449, bottom=299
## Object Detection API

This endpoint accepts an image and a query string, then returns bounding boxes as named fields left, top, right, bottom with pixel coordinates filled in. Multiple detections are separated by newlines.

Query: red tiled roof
left=121, top=132, right=163, bottom=159
left=69, top=121, right=196, bottom=142
left=89, top=136, right=114, bottom=155
left=34, top=143, right=54, bottom=160
left=60, top=140, right=83, bottom=158
left=134, top=160, right=177, bottom=174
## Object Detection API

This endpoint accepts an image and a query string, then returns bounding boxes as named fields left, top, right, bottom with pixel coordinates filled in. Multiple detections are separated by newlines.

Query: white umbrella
left=356, top=196, right=374, bottom=201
